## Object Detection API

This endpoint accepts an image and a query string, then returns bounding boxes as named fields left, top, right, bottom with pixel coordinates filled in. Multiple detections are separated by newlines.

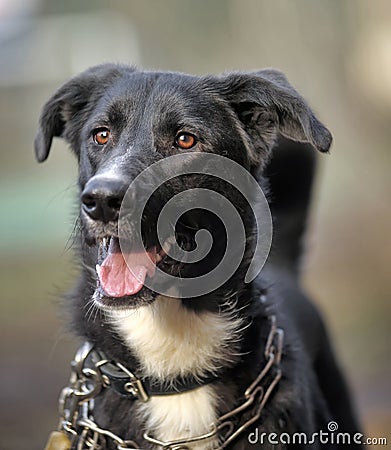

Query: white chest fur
left=108, top=296, right=242, bottom=448
left=138, top=385, right=218, bottom=449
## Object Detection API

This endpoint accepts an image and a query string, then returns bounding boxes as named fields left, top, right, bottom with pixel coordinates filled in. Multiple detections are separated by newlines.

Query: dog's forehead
left=101, top=71, right=220, bottom=117
left=112, top=70, right=202, bottom=95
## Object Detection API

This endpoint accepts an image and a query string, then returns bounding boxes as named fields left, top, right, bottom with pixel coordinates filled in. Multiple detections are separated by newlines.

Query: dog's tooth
left=162, top=240, right=172, bottom=254
left=102, top=237, right=108, bottom=248
left=96, top=264, right=101, bottom=277
left=162, top=236, right=176, bottom=253
left=156, top=254, right=162, bottom=263
left=166, top=236, right=176, bottom=244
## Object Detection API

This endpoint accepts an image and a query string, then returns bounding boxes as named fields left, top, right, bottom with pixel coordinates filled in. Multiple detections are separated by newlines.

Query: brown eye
left=175, top=132, right=196, bottom=149
left=93, top=128, right=111, bottom=145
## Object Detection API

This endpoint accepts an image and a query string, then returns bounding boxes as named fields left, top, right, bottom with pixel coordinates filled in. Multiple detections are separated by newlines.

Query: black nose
left=81, top=177, right=127, bottom=222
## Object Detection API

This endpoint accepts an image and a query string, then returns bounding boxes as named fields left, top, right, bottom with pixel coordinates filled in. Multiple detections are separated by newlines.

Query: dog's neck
left=107, top=295, right=245, bottom=383
left=105, top=295, right=245, bottom=448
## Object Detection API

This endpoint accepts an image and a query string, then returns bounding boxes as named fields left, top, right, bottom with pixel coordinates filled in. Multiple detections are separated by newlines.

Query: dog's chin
left=93, top=284, right=157, bottom=311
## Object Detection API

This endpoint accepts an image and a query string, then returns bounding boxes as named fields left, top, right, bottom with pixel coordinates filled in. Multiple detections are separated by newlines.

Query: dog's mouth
left=89, top=208, right=220, bottom=307
left=95, top=236, right=171, bottom=300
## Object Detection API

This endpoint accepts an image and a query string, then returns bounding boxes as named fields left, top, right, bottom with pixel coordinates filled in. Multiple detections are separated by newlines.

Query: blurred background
left=0, top=0, right=390, bottom=448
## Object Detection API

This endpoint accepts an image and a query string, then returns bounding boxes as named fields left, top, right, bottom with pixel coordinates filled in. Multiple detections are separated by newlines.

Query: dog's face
left=35, top=64, right=331, bottom=310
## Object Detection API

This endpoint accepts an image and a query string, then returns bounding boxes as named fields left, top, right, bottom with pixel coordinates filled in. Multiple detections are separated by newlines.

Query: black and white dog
left=36, top=65, right=362, bottom=449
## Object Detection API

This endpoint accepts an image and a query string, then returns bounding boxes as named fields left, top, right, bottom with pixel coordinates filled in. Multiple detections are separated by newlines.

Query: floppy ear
left=34, top=63, right=134, bottom=162
left=215, top=69, right=332, bottom=166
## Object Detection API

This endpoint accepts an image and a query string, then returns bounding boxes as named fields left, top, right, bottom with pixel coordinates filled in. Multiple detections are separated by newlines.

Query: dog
left=36, top=64, right=362, bottom=449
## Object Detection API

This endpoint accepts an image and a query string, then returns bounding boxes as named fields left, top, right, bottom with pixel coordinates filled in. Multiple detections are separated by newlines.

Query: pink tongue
left=98, top=245, right=157, bottom=298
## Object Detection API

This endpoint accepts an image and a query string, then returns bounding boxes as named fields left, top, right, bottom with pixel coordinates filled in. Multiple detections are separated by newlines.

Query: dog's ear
left=34, top=64, right=134, bottom=162
left=215, top=69, right=332, bottom=166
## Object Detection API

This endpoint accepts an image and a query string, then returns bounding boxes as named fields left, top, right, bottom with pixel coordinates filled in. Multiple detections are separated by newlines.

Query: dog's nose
left=81, top=177, right=127, bottom=222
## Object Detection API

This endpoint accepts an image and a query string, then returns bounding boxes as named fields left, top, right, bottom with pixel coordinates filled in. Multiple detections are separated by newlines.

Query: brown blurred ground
left=0, top=1, right=390, bottom=449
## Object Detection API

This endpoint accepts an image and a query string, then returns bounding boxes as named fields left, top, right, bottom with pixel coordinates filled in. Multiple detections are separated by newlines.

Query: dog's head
left=35, top=64, right=331, bottom=309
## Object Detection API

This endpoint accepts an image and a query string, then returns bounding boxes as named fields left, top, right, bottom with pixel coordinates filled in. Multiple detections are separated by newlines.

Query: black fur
left=36, top=64, right=361, bottom=449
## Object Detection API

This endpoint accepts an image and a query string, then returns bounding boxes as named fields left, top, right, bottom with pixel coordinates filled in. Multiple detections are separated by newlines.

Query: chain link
left=56, top=342, right=140, bottom=449
left=54, top=316, right=283, bottom=450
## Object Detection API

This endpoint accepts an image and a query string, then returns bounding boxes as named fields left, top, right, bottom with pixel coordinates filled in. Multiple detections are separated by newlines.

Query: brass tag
left=44, top=430, right=72, bottom=450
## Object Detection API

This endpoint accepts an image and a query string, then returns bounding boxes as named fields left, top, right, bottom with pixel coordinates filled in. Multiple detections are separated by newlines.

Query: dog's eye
left=175, top=132, right=196, bottom=150
left=93, top=128, right=111, bottom=145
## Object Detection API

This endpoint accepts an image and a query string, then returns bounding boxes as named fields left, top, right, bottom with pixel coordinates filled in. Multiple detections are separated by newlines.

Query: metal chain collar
left=50, top=315, right=283, bottom=450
